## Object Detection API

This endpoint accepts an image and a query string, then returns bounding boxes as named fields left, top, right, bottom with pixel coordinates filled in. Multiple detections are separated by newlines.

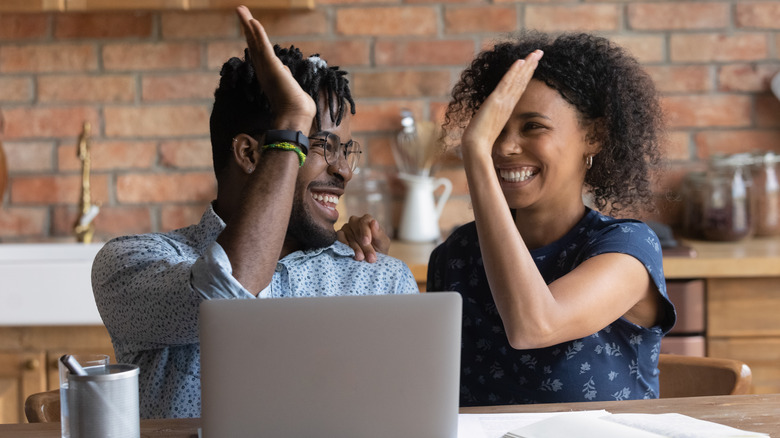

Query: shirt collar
left=281, top=240, right=355, bottom=262
left=198, top=201, right=227, bottom=240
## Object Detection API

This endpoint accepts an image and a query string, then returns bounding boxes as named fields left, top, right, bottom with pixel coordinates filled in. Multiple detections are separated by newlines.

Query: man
left=92, top=7, right=417, bottom=419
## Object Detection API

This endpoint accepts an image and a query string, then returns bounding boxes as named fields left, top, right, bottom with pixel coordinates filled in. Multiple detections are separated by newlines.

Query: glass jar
left=697, top=154, right=754, bottom=241
left=751, top=151, right=780, bottom=237
left=343, top=168, right=394, bottom=237
left=681, top=171, right=707, bottom=240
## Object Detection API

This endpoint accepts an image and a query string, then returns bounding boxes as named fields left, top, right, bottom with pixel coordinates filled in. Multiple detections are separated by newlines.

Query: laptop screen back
left=200, top=292, right=462, bottom=438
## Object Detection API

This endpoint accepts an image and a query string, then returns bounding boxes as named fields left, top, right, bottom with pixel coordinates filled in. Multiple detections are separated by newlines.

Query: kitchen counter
left=389, top=237, right=780, bottom=286
left=0, top=243, right=104, bottom=326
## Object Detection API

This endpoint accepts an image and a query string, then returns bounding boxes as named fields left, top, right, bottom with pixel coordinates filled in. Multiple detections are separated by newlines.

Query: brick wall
left=1, top=1, right=779, bottom=242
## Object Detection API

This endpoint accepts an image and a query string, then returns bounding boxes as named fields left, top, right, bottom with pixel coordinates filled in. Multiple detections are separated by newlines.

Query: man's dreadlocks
left=209, top=46, right=356, bottom=175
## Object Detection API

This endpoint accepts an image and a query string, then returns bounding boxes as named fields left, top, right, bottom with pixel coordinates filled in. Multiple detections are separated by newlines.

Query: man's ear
left=232, top=133, right=260, bottom=174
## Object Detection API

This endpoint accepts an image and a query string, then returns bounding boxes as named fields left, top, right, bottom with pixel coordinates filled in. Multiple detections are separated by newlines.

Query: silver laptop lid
left=200, top=292, right=462, bottom=438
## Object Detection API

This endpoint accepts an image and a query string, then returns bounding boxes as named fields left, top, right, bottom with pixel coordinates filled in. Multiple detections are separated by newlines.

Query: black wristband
left=264, top=130, right=309, bottom=155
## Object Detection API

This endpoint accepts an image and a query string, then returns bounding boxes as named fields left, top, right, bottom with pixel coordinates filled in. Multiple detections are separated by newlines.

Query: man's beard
left=286, top=186, right=338, bottom=251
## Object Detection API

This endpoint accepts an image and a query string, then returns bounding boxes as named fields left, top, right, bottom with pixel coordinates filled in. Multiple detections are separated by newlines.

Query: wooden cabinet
left=0, top=351, right=46, bottom=424
left=706, top=277, right=780, bottom=394
left=0, top=326, right=114, bottom=424
left=0, top=0, right=313, bottom=12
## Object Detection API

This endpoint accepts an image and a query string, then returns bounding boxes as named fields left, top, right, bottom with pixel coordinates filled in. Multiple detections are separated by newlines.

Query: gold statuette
left=74, top=122, right=99, bottom=243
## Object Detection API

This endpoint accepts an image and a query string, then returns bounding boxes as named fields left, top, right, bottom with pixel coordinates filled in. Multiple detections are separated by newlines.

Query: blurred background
left=0, top=0, right=778, bottom=243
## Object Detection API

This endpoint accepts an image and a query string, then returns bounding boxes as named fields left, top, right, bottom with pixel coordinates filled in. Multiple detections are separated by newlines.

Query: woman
left=426, top=31, right=676, bottom=406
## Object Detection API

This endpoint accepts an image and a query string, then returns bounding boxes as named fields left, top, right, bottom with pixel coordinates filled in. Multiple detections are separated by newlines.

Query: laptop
left=199, top=292, right=462, bottom=438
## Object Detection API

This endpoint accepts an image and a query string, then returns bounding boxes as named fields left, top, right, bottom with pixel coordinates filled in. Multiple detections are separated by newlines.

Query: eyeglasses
left=308, top=133, right=362, bottom=172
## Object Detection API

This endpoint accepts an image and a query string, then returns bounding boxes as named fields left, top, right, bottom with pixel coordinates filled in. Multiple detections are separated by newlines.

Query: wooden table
left=1, top=393, right=776, bottom=437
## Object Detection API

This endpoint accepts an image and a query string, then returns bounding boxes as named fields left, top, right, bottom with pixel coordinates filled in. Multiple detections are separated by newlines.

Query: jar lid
left=709, top=153, right=755, bottom=168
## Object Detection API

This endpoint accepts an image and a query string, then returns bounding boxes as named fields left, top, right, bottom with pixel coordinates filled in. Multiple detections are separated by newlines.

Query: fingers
left=495, top=50, right=543, bottom=104
left=337, top=215, right=391, bottom=263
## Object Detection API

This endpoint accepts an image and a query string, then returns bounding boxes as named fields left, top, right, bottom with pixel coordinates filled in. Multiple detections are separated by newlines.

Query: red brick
left=429, top=101, right=449, bottom=127
left=317, top=0, right=394, bottom=4
left=609, top=35, right=665, bottom=64
left=0, top=207, right=46, bottom=237
left=737, top=2, right=780, bottom=29
left=2, top=141, right=55, bottom=172
left=670, top=33, right=768, bottom=62
left=364, top=135, right=397, bottom=168
left=336, top=7, right=437, bottom=36
left=375, top=40, right=474, bottom=66
left=58, top=140, right=158, bottom=171
left=160, top=139, right=213, bottom=169
left=525, top=5, right=619, bottom=32
left=718, top=64, right=780, bottom=93
left=142, top=73, right=217, bottom=102
left=663, top=95, right=752, bottom=128
left=102, top=43, right=201, bottom=71
left=0, top=77, right=32, bottom=102
left=351, top=100, right=426, bottom=133
left=409, top=0, right=480, bottom=4
left=628, top=3, right=728, bottom=30
left=663, top=131, right=692, bottom=162
left=161, top=203, right=211, bottom=231
left=432, top=166, right=468, bottom=196
left=0, top=15, right=48, bottom=40
left=11, top=174, right=109, bottom=204
left=38, top=75, right=135, bottom=103
left=104, top=105, right=210, bottom=138
left=116, top=172, right=216, bottom=203
left=352, top=71, right=452, bottom=98
left=161, top=11, right=237, bottom=39
left=52, top=205, right=153, bottom=238
left=645, top=66, right=711, bottom=93
left=444, top=6, right=517, bottom=34
left=207, top=40, right=371, bottom=69
left=756, top=95, right=780, bottom=128
left=54, top=12, right=153, bottom=39
left=0, top=43, right=96, bottom=73
left=249, top=10, right=328, bottom=36
left=694, top=130, right=780, bottom=158
left=3, top=107, right=99, bottom=140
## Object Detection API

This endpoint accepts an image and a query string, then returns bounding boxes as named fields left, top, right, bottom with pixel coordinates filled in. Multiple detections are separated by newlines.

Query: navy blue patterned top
left=92, top=203, right=419, bottom=419
left=427, top=208, right=676, bottom=406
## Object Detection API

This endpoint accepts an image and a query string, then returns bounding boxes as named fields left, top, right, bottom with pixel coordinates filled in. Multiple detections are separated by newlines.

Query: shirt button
left=275, top=265, right=283, bottom=272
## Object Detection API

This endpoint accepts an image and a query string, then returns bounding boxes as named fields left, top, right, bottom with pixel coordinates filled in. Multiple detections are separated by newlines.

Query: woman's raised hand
left=460, top=50, right=543, bottom=158
left=337, top=214, right=391, bottom=263
left=236, top=6, right=316, bottom=131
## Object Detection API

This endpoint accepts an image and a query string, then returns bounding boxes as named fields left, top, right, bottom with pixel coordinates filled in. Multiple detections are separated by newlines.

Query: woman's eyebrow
left=517, top=112, right=552, bottom=120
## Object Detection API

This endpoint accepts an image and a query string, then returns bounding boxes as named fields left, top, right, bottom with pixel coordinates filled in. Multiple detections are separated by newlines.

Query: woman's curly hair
left=445, top=31, right=665, bottom=215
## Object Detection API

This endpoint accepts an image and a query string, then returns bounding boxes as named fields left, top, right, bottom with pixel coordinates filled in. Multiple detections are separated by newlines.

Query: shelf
left=0, top=0, right=314, bottom=12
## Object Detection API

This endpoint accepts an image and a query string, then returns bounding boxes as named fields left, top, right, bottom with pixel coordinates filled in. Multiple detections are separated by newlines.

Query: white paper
left=460, top=410, right=769, bottom=438
left=457, top=410, right=609, bottom=438
left=606, top=413, right=770, bottom=438
left=505, top=412, right=665, bottom=438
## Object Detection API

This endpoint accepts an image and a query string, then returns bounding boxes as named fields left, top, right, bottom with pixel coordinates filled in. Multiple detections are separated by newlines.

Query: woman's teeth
left=500, top=169, right=535, bottom=183
left=313, top=193, right=339, bottom=205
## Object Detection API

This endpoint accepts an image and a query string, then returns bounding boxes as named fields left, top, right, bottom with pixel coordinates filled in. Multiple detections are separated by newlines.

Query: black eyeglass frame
left=307, top=133, right=362, bottom=172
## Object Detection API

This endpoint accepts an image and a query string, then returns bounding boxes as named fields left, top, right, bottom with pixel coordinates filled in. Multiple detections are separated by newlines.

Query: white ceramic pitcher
left=397, top=173, right=452, bottom=242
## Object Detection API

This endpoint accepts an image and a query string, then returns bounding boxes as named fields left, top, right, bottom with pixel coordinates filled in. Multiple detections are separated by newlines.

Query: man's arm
left=215, top=7, right=317, bottom=295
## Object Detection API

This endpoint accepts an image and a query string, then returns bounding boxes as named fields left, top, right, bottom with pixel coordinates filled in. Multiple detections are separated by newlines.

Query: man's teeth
left=313, top=193, right=339, bottom=205
left=500, top=169, right=535, bottom=183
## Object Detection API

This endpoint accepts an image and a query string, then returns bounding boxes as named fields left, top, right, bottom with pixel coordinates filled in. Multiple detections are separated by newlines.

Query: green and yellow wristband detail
left=262, top=142, right=306, bottom=167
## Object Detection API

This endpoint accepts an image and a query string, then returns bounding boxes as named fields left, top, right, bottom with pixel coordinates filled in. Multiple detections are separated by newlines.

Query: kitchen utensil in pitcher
left=397, top=173, right=452, bottom=243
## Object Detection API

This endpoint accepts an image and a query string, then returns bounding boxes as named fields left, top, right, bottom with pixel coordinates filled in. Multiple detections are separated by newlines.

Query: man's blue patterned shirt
left=92, top=203, right=418, bottom=419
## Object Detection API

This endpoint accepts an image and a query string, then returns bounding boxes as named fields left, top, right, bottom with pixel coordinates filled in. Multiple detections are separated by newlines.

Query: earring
left=230, top=138, right=238, bottom=151
left=585, top=155, right=594, bottom=170
left=246, top=166, right=254, bottom=174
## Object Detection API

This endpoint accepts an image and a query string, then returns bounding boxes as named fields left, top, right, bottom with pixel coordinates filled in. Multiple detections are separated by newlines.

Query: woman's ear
left=232, top=133, right=260, bottom=174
